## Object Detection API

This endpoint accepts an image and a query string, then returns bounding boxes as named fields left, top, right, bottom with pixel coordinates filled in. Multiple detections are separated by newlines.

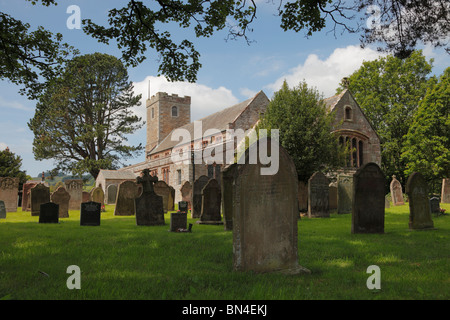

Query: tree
left=258, top=80, right=343, bottom=182
left=402, top=67, right=450, bottom=192
left=0, top=0, right=78, bottom=99
left=0, top=147, right=30, bottom=185
left=337, top=50, right=433, bottom=186
left=28, top=53, right=144, bottom=180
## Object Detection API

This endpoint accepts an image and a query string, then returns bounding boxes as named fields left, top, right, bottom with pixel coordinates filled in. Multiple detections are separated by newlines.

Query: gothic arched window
left=172, top=106, right=178, bottom=117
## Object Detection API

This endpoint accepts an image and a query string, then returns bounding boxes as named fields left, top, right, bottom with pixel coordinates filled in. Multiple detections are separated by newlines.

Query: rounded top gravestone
left=406, top=172, right=435, bottom=230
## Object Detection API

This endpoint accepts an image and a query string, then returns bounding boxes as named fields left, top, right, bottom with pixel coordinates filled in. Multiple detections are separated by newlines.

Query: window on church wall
left=339, top=135, right=366, bottom=168
left=344, top=106, right=352, bottom=121
left=177, top=169, right=182, bottom=185
left=345, top=137, right=351, bottom=167
left=359, top=140, right=364, bottom=167
left=162, top=167, right=170, bottom=184
left=352, top=138, right=357, bottom=167
left=172, top=106, right=178, bottom=117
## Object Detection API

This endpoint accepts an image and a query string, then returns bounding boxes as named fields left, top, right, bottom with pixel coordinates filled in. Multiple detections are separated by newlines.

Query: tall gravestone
left=441, top=178, right=450, bottom=203
left=232, top=137, right=309, bottom=274
left=65, top=179, right=83, bottom=211
left=114, top=180, right=138, bottom=216
left=329, top=183, right=338, bottom=210
left=169, top=186, right=175, bottom=211
left=154, top=181, right=171, bottom=213
left=0, top=177, right=19, bottom=212
left=198, top=178, right=222, bottom=224
left=390, top=175, right=404, bottom=206
left=39, top=202, right=59, bottom=224
left=352, top=163, right=385, bottom=234
left=180, top=181, right=192, bottom=210
left=135, top=169, right=165, bottom=226
left=80, top=201, right=101, bottom=226
left=406, top=172, right=435, bottom=230
left=221, top=164, right=237, bottom=231
left=192, top=175, right=210, bottom=218
left=337, top=174, right=353, bottom=214
left=50, top=186, right=71, bottom=218
left=82, top=191, right=91, bottom=203
left=0, top=200, right=6, bottom=219
left=307, top=172, right=330, bottom=218
left=90, top=187, right=104, bottom=205
left=298, top=181, right=308, bottom=213
left=107, top=184, right=118, bottom=204
left=30, top=184, right=50, bottom=216
left=22, top=182, right=38, bottom=211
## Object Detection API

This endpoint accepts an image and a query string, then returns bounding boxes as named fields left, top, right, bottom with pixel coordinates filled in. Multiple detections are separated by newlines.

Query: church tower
left=146, top=92, right=191, bottom=156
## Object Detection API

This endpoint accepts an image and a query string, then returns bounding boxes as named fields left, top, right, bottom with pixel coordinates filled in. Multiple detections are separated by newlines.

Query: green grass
left=0, top=203, right=449, bottom=300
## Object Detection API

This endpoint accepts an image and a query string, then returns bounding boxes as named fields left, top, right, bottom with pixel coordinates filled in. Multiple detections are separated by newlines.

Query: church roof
left=97, top=169, right=137, bottom=180
left=322, top=89, right=347, bottom=112
left=149, top=91, right=268, bottom=155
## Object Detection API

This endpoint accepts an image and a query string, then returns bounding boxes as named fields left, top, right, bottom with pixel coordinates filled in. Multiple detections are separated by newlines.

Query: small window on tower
left=151, top=108, right=155, bottom=119
left=172, top=106, right=178, bottom=117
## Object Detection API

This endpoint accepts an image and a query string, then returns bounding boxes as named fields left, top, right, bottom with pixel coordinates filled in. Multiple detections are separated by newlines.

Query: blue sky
left=0, top=0, right=448, bottom=177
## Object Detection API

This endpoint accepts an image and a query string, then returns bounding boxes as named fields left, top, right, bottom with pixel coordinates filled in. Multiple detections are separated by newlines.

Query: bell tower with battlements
left=146, top=92, right=191, bottom=156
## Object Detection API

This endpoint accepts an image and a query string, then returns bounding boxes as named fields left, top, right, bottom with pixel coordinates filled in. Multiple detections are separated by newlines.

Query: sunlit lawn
left=0, top=203, right=449, bottom=300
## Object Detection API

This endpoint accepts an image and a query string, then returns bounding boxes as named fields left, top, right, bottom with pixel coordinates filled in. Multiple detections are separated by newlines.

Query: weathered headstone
left=65, top=179, right=83, bottom=211
left=298, top=181, right=308, bottom=213
left=30, top=184, right=50, bottom=216
left=390, top=175, right=404, bottom=206
left=80, top=201, right=101, bottom=226
left=90, top=187, right=104, bottom=205
left=429, top=197, right=440, bottom=214
left=221, top=164, right=237, bottom=231
left=329, top=183, right=338, bottom=210
left=352, top=163, right=385, bottom=234
left=441, top=178, right=450, bottom=203
left=114, top=180, right=138, bottom=216
left=337, top=174, right=353, bottom=214
left=50, top=186, right=71, bottom=218
left=232, top=137, right=309, bottom=274
left=0, top=177, right=19, bottom=212
left=106, top=184, right=118, bottom=204
left=170, top=212, right=187, bottom=232
left=169, top=186, right=175, bottom=211
left=135, top=169, right=165, bottom=226
left=178, top=201, right=188, bottom=213
left=180, top=181, right=192, bottom=210
left=192, top=175, right=210, bottom=218
left=82, top=191, right=91, bottom=203
left=385, top=197, right=390, bottom=208
left=0, top=200, right=6, bottom=219
left=39, top=202, right=59, bottom=224
left=406, top=172, right=434, bottom=230
left=22, top=182, right=38, bottom=211
left=154, top=181, right=171, bottom=213
left=307, top=172, right=330, bottom=218
left=198, top=178, right=222, bottom=224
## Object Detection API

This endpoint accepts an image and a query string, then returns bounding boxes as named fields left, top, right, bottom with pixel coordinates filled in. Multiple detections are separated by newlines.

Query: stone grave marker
left=232, top=137, right=310, bottom=274
left=180, top=181, right=192, bottom=210
left=80, top=201, right=101, bottom=226
left=221, top=164, right=237, bottom=231
left=22, top=182, right=38, bottom=211
left=90, top=187, right=104, bottom=205
left=441, top=178, right=450, bottom=203
left=50, top=186, right=71, bottom=218
left=298, top=181, right=308, bottom=213
left=30, top=183, right=50, bottom=216
left=170, top=212, right=187, bottom=232
left=135, top=169, right=165, bottom=226
left=429, top=197, right=440, bottom=214
left=65, top=179, right=83, bottom=211
left=107, top=184, right=118, bottom=204
left=406, top=172, right=434, bottom=230
left=154, top=181, right=171, bottom=213
left=114, top=180, right=138, bottom=216
left=0, top=177, right=19, bottom=212
left=0, top=200, right=6, bottom=219
left=390, top=175, right=404, bottom=206
left=385, top=197, right=390, bottom=208
left=192, top=175, right=210, bottom=218
left=352, top=163, right=385, bottom=234
left=337, top=174, right=353, bottom=214
left=198, top=178, right=223, bottom=224
left=39, top=202, right=59, bottom=224
left=169, top=186, right=175, bottom=211
left=82, top=191, right=91, bottom=203
left=178, top=201, right=188, bottom=213
left=307, top=172, right=330, bottom=218
left=329, top=183, right=338, bottom=210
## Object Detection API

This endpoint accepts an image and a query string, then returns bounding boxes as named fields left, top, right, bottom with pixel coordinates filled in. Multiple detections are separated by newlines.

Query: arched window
left=352, top=138, right=357, bottom=167
left=172, top=106, right=178, bottom=117
left=359, top=140, right=364, bottom=167
left=151, top=108, right=155, bottom=119
left=344, top=106, right=352, bottom=121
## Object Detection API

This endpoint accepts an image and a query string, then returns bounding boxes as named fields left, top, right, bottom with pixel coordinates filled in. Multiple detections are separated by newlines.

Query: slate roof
left=97, top=169, right=137, bottom=180
left=322, top=89, right=347, bottom=112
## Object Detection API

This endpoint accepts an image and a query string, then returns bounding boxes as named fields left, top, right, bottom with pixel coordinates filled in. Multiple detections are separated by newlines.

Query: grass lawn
left=0, top=203, right=449, bottom=300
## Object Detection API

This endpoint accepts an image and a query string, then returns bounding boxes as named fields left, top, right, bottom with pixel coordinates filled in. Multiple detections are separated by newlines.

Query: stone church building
left=114, top=87, right=381, bottom=203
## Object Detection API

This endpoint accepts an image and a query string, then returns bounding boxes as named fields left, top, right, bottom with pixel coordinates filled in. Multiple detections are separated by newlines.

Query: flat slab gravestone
left=22, top=182, right=38, bottom=211
left=91, top=187, right=104, bottom=205
left=192, top=175, right=210, bottom=218
left=0, top=200, right=6, bottom=219
left=406, top=172, right=435, bottom=230
left=232, top=137, right=310, bottom=274
left=65, top=179, right=83, bottom=211
left=180, top=181, right=192, bottom=210
left=390, top=175, right=404, bottom=206
left=135, top=169, right=165, bottom=226
left=154, top=181, right=171, bottom=213
left=0, top=177, right=19, bottom=212
left=39, top=202, right=59, bottom=224
left=307, top=172, right=330, bottom=218
left=198, top=178, right=223, bottom=224
left=80, top=201, right=101, bottom=226
left=178, top=201, right=188, bottom=213
left=30, top=183, right=50, bottom=217
left=352, top=163, right=385, bottom=234
left=337, top=174, right=353, bottom=214
left=170, top=212, right=187, bottom=232
left=114, top=180, right=138, bottom=216
left=107, top=184, right=118, bottom=204
left=50, top=186, right=71, bottom=218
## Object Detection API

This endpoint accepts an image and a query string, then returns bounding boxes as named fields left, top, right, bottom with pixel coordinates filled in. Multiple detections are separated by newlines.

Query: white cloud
left=240, top=87, right=258, bottom=99
left=132, top=76, right=240, bottom=122
left=0, top=142, right=7, bottom=150
left=0, top=96, right=32, bottom=111
left=265, top=45, right=385, bottom=98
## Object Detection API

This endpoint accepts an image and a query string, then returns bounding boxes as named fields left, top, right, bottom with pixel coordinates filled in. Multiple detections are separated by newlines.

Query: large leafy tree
left=0, top=147, right=30, bottom=185
left=28, top=53, right=144, bottom=179
left=337, top=50, right=433, bottom=186
left=258, top=80, right=343, bottom=182
left=402, top=67, right=450, bottom=192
